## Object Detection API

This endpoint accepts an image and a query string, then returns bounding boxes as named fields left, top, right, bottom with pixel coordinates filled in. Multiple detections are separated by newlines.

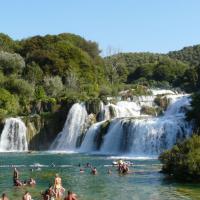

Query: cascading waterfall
left=99, top=95, right=192, bottom=155
left=79, top=121, right=106, bottom=152
left=50, top=103, right=88, bottom=151
left=50, top=89, right=193, bottom=156
left=0, top=118, right=28, bottom=151
left=79, top=93, right=192, bottom=156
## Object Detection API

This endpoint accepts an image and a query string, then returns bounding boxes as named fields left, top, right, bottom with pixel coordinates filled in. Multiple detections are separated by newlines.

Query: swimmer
left=107, top=169, right=112, bottom=174
left=0, top=193, right=9, bottom=200
left=22, top=191, right=32, bottom=200
left=13, top=167, right=19, bottom=185
left=91, top=167, right=97, bottom=175
left=28, top=178, right=36, bottom=186
left=79, top=168, right=84, bottom=173
left=86, top=163, right=91, bottom=168
left=14, top=179, right=23, bottom=186
left=64, top=190, right=77, bottom=200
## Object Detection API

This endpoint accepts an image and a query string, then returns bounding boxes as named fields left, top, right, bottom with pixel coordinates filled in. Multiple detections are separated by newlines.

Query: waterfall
left=50, top=89, right=193, bottom=156
left=99, top=95, right=192, bottom=155
left=79, top=93, right=192, bottom=156
left=0, top=118, right=28, bottom=151
left=50, top=103, right=88, bottom=151
left=79, top=121, right=106, bottom=152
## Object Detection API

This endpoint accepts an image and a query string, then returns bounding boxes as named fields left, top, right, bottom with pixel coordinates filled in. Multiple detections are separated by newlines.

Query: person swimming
left=0, top=193, right=9, bottom=200
left=22, top=191, right=32, bottom=200
left=64, top=190, right=77, bottom=200
left=79, top=168, right=84, bottom=173
left=13, top=167, right=19, bottom=185
left=28, top=178, right=36, bottom=186
left=91, top=167, right=98, bottom=175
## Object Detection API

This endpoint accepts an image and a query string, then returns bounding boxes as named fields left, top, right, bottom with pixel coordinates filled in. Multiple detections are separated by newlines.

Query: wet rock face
left=0, top=120, right=4, bottom=137
left=23, top=99, right=76, bottom=150
left=85, top=98, right=101, bottom=115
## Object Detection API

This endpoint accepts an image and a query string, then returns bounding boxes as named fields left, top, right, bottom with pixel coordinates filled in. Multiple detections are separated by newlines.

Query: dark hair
left=68, top=190, right=72, bottom=195
left=2, top=193, right=6, bottom=197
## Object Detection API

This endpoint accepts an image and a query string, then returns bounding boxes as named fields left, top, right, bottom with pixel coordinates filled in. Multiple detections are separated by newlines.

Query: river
left=0, top=152, right=200, bottom=200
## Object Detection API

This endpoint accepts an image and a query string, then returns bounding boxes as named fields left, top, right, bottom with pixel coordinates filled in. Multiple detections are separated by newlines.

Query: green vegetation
left=0, top=32, right=200, bottom=120
left=159, top=135, right=200, bottom=181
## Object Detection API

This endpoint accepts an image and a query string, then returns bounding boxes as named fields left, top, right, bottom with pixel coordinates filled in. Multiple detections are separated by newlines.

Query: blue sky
left=1, top=0, right=200, bottom=55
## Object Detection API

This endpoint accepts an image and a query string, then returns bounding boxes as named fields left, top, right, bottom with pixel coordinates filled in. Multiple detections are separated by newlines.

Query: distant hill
left=168, top=45, right=200, bottom=67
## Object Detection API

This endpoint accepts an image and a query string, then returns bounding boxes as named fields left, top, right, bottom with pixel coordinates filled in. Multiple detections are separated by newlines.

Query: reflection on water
left=0, top=152, right=200, bottom=200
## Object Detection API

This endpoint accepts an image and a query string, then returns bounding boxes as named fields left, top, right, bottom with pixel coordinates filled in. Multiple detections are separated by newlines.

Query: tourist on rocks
left=91, top=167, right=98, bottom=175
left=64, top=190, right=78, bottom=200
left=54, top=173, right=65, bottom=199
left=22, top=191, right=32, bottom=200
left=0, top=193, right=9, bottom=200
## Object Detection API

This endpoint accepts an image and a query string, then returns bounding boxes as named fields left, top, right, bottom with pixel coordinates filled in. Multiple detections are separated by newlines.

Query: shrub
left=159, top=134, right=200, bottom=181
left=0, top=51, right=25, bottom=75
left=43, top=76, right=64, bottom=97
left=0, top=88, right=20, bottom=117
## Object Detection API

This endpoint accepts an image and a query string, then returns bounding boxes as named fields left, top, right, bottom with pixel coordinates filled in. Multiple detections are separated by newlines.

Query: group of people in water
left=13, top=168, right=36, bottom=187
left=9, top=167, right=77, bottom=200
left=1, top=160, right=130, bottom=200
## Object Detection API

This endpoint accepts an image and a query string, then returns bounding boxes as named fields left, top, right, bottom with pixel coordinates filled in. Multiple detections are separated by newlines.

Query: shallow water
left=0, top=152, right=200, bottom=200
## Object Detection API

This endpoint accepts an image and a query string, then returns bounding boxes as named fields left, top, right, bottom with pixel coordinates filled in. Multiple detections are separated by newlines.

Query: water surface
left=0, top=152, right=200, bottom=200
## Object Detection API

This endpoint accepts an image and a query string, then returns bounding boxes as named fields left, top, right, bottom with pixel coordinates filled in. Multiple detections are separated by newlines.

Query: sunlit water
left=0, top=152, right=200, bottom=200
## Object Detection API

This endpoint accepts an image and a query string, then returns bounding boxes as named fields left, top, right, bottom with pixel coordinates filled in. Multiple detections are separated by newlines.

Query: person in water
left=79, top=168, right=84, bottom=173
left=64, top=190, right=77, bottom=200
left=14, top=179, right=23, bottom=186
left=22, top=191, right=32, bottom=200
left=0, top=193, right=9, bottom=200
left=13, top=167, right=19, bottom=185
left=42, top=185, right=55, bottom=200
left=54, top=174, right=65, bottom=199
left=107, top=168, right=112, bottom=174
left=91, top=167, right=98, bottom=175
left=28, top=178, right=36, bottom=186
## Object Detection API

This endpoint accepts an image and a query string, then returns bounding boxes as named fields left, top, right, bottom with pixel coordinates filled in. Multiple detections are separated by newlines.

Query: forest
left=1, top=32, right=200, bottom=120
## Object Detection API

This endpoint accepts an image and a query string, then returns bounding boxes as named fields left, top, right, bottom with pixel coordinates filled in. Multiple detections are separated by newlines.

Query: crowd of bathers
left=0, top=160, right=130, bottom=200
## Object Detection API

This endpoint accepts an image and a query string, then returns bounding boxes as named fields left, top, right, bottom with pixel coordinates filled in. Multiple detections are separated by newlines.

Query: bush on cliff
left=159, top=134, right=200, bottom=181
left=0, top=88, right=20, bottom=119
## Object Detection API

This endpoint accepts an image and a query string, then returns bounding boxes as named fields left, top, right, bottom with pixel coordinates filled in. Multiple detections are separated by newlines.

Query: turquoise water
left=0, top=152, right=200, bottom=200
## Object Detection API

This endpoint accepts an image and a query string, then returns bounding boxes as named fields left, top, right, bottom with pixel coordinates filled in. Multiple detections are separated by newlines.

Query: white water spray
left=50, top=103, right=88, bottom=151
left=0, top=118, right=28, bottom=151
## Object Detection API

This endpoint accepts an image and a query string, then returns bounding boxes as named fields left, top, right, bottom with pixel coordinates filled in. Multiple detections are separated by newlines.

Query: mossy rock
left=93, top=120, right=110, bottom=150
left=141, top=106, right=157, bottom=116
left=154, top=95, right=170, bottom=110
left=85, top=98, right=101, bottom=115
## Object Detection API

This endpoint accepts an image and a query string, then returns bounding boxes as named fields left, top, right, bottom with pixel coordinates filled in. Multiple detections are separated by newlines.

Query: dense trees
left=0, top=32, right=200, bottom=120
left=105, top=53, right=189, bottom=89
left=0, top=33, right=111, bottom=119
left=159, top=135, right=200, bottom=181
